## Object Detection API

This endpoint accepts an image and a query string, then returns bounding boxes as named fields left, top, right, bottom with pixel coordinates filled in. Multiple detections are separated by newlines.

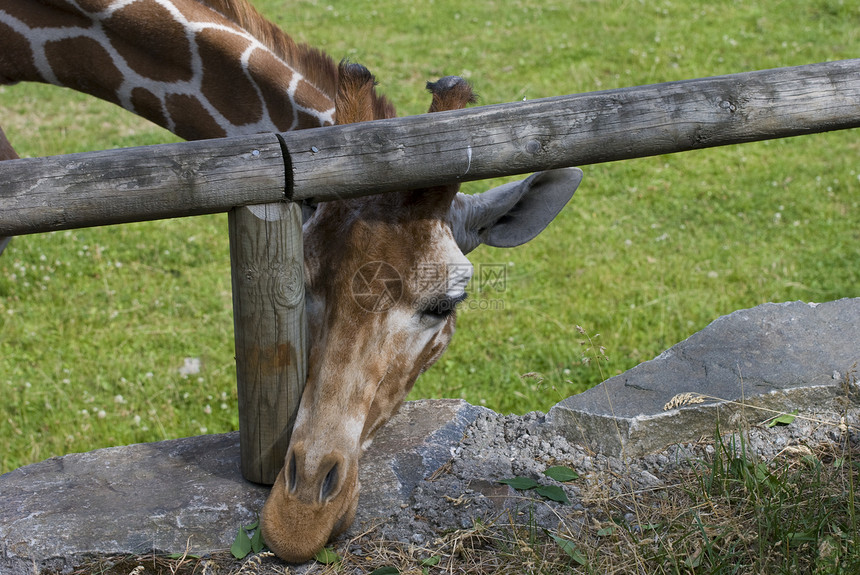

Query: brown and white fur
left=261, top=66, right=476, bottom=560
left=261, top=64, right=581, bottom=561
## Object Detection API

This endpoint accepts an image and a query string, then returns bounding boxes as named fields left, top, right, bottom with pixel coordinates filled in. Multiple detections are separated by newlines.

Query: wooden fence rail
left=2, top=59, right=858, bottom=237
left=1, top=59, right=858, bottom=483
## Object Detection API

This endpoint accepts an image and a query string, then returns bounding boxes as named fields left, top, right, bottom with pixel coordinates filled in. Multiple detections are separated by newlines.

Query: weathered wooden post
left=229, top=202, right=307, bottom=485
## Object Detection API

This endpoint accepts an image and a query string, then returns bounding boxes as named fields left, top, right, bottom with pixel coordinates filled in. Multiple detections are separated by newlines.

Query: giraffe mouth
left=260, top=451, right=360, bottom=563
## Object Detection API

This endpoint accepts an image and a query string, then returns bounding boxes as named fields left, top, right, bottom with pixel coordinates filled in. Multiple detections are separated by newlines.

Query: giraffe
left=0, top=0, right=583, bottom=562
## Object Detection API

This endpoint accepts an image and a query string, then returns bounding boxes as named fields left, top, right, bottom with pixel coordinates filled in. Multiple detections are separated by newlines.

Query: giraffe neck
left=0, top=0, right=337, bottom=140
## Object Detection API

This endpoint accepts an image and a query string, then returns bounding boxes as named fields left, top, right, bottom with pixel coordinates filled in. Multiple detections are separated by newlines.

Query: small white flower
left=179, top=357, right=201, bottom=376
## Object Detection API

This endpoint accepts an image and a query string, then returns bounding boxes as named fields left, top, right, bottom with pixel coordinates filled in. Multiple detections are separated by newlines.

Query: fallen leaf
left=767, top=410, right=798, bottom=427
left=230, top=526, right=251, bottom=560
left=544, top=465, right=579, bottom=482
left=536, top=485, right=570, bottom=504
left=498, top=476, right=539, bottom=490
left=314, top=547, right=340, bottom=565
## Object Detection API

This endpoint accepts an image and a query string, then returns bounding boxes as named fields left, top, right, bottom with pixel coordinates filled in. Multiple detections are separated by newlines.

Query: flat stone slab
left=3, top=299, right=858, bottom=572
left=548, top=298, right=860, bottom=457
left=352, top=399, right=490, bottom=529
left=0, top=399, right=485, bottom=574
left=0, top=433, right=266, bottom=573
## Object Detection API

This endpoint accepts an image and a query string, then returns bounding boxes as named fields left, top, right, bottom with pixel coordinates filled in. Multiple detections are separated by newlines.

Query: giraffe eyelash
left=421, top=292, right=468, bottom=318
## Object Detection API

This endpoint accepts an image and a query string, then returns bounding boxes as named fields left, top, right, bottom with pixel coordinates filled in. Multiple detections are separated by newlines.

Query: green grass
left=1, top=0, right=859, bottom=473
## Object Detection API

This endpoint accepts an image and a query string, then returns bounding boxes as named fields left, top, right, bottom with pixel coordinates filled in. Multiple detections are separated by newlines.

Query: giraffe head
left=260, top=62, right=582, bottom=563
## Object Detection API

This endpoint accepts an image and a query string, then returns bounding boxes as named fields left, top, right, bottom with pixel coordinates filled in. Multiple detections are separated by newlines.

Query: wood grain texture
left=1, top=61, right=857, bottom=238
left=285, top=59, right=860, bottom=202
left=229, top=202, right=306, bottom=485
left=0, top=133, right=286, bottom=236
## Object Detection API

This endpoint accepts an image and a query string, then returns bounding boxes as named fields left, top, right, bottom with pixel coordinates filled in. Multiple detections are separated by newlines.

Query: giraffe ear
left=449, top=168, right=583, bottom=254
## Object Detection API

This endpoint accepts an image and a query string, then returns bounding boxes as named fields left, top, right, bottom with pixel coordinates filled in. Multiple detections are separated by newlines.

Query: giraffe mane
left=202, top=0, right=393, bottom=118
left=203, top=0, right=336, bottom=96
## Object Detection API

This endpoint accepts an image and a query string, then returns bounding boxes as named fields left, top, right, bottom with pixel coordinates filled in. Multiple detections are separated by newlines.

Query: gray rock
left=0, top=433, right=268, bottom=574
left=350, top=398, right=491, bottom=532
left=0, top=399, right=485, bottom=574
left=3, top=299, right=858, bottom=573
left=547, top=298, right=860, bottom=457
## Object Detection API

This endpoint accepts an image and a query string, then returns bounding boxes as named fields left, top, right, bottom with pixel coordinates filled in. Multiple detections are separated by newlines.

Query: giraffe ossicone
left=0, top=0, right=583, bottom=563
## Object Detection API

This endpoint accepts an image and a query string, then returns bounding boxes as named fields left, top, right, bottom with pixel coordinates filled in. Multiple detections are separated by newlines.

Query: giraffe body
left=0, top=0, right=335, bottom=139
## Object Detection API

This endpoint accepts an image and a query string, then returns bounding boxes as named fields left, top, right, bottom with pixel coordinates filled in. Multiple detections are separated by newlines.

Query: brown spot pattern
left=78, top=0, right=116, bottom=12
left=296, top=109, right=328, bottom=129
left=130, top=87, right=166, bottom=127
left=0, top=21, right=43, bottom=84
left=170, top=0, right=226, bottom=25
left=3, top=0, right=344, bottom=139
left=295, top=80, right=335, bottom=127
left=3, top=0, right=90, bottom=29
left=165, top=93, right=226, bottom=140
left=0, top=127, right=20, bottom=161
left=197, top=28, right=262, bottom=127
left=104, top=0, right=193, bottom=83
left=45, top=37, right=122, bottom=105
left=247, top=49, right=294, bottom=131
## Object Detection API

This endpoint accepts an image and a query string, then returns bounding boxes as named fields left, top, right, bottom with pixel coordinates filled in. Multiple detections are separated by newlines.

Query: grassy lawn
left=1, top=0, right=858, bottom=474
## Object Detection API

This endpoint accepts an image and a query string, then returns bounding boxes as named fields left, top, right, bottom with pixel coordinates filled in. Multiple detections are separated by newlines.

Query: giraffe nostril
left=320, top=462, right=339, bottom=501
left=287, top=452, right=298, bottom=492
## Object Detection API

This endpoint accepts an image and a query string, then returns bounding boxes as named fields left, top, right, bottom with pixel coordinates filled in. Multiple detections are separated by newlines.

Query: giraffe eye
left=421, top=292, right=468, bottom=320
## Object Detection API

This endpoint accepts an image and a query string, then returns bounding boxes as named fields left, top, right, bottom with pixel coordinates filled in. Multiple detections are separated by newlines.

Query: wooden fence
left=1, top=59, right=859, bottom=483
